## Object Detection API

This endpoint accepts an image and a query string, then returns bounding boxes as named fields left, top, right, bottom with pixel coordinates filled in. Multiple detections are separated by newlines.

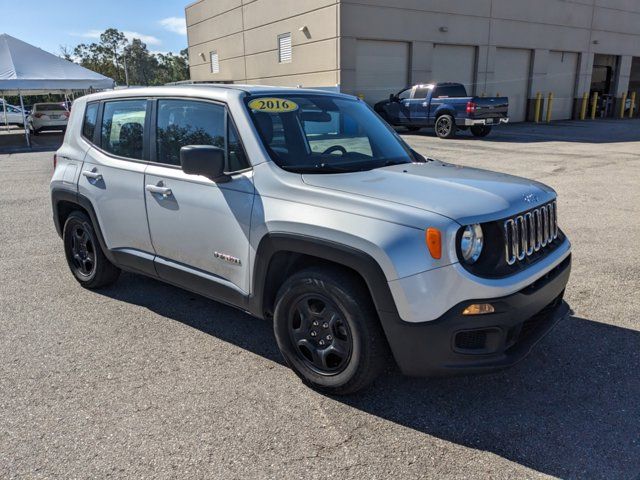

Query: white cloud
left=123, top=31, right=161, bottom=46
left=160, top=17, right=187, bottom=36
left=73, top=29, right=161, bottom=46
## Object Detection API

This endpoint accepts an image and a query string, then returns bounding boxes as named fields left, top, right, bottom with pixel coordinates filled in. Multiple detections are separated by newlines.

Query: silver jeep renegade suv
left=51, top=85, right=571, bottom=394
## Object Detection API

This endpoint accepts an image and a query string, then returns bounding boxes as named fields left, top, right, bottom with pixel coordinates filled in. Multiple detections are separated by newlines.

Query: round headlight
left=460, top=224, right=484, bottom=264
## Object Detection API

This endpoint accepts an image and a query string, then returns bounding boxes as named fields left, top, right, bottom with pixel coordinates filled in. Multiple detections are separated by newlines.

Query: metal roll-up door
left=355, top=40, right=409, bottom=105
left=492, top=48, right=531, bottom=123
left=548, top=51, right=578, bottom=120
left=432, top=44, right=476, bottom=95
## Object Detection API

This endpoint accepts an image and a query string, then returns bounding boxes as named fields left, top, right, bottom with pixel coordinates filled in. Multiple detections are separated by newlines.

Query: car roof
left=80, top=84, right=356, bottom=104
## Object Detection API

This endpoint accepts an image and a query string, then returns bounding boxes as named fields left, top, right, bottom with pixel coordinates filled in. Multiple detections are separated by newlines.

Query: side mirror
left=180, top=145, right=229, bottom=183
left=389, top=93, right=397, bottom=102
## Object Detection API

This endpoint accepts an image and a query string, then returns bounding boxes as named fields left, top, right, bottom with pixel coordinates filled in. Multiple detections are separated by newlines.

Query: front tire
left=63, top=211, right=120, bottom=289
left=273, top=267, right=388, bottom=395
left=435, top=114, right=456, bottom=139
left=471, top=125, right=492, bottom=137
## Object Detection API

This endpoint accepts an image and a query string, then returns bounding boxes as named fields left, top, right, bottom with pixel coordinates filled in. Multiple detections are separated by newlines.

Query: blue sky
left=2, top=0, right=188, bottom=55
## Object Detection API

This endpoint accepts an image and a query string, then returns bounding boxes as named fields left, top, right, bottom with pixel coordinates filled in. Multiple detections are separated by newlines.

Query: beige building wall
left=186, top=0, right=340, bottom=88
left=186, top=0, right=640, bottom=120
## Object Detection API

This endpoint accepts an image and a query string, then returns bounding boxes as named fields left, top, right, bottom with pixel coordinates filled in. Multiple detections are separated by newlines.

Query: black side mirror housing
left=389, top=93, right=396, bottom=102
left=180, top=145, right=229, bottom=183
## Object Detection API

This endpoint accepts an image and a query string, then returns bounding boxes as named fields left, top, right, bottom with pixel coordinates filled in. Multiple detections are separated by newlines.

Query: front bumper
left=463, top=117, right=509, bottom=126
left=379, top=255, right=571, bottom=376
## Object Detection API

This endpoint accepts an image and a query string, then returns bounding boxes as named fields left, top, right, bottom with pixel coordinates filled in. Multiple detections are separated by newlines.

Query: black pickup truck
left=374, top=83, right=508, bottom=139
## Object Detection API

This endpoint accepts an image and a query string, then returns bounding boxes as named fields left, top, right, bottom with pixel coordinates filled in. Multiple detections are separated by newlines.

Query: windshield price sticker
left=248, top=98, right=298, bottom=113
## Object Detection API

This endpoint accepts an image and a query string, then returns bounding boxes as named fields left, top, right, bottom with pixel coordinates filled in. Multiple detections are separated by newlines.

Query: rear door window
left=100, top=100, right=147, bottom=160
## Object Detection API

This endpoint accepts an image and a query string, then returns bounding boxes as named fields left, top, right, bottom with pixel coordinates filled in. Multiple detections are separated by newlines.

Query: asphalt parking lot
left=1, top=120, right=639, bottom=479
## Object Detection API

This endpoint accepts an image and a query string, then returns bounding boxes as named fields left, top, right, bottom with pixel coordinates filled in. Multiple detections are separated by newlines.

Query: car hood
left=302, top=161, right=556, bottom=225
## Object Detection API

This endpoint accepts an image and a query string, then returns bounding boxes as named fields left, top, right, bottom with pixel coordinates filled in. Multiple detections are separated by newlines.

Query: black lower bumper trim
left=380, top=255, right=571, bottom=377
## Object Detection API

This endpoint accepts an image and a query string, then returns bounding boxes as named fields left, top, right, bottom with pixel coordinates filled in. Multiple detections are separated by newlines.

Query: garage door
left=431, top=44, right=476, bottom=95
left=493, top=48, right=531, bottom=122
left=355, top=40, right=409, bottom=105
left=547, top=51, right=578, bottom=120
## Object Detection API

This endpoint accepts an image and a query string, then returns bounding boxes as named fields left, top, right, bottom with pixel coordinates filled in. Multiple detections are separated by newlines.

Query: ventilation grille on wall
left=210, top=51, right=219, bottom=73
left=278, top=33, right=292, bottom=63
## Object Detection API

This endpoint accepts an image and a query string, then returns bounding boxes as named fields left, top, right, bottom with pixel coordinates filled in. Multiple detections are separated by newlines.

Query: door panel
left=432, top=45, right=476, bottom=94
left=548, top=51, right=578, bottom=120
left=78, top=147, right=153, bottom=254
left=493, top=48, right=531, bottom=122
left=144, top=166, right=255, bottom=293
left=355, top=40, right=409, bottom=105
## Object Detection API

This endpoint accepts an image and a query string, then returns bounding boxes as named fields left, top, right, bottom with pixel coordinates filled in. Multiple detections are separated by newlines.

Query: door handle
left=82, top=169, right=102, bottom=180
left=146, top=184, right=173, bottom=197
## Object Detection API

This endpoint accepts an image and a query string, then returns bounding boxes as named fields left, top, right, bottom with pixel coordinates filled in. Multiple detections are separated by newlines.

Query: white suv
left=51, top=85, right=571, bottom=394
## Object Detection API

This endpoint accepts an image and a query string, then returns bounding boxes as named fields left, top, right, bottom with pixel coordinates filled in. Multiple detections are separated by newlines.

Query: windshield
left=245, top=94, right=415, bottom=173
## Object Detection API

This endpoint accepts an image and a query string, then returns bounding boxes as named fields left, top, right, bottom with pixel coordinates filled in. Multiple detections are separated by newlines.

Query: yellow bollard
left=534, top=92, right=542, bottom=123
left=620, top=91, right=627, bottom=119
left=630, top=92, right=637, bottom=118
left=590, top=92, right=598, bottom=120
left=580, top=92, right=588, bottom=120
left=545, top=92, right=554, bottom=123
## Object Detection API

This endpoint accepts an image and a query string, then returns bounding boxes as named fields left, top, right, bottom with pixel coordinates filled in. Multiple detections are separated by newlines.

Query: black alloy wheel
left=69, top=224, right=96, bottom=277
left=435, top=114, right=456, bottom=139
left=63, top=211, right=120, bottom=288
left=273, top=267, right=389, bottom=395
left=288, top=294, right=353, bottom=375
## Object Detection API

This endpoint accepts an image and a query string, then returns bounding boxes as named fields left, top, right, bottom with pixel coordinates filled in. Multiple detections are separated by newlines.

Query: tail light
left=53, top=154, right=57, bottom=170
left=466, top=101, right=477, bottom=115
left=34, top=113, right=44, bottom=118
left=63, top=111, right=70, bottom=118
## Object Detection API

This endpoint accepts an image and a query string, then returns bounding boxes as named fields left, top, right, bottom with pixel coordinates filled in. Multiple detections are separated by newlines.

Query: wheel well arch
left=252, top=234, right=399, bottom=321
left=434, top=108, right=456, bottom=121
left=260, top=251, right=367, bottom=318
left=51, top=189, right=115, bottom=265
left=55, top=199, right=89, bottom=235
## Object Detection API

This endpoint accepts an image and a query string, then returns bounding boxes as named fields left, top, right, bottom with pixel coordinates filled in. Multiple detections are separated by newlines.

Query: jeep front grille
left=504, top=201, right=558, bottom=265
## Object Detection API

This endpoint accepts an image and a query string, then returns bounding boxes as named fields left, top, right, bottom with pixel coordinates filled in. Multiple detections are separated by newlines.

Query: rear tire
left=63, top=211, right=120, bottom=289
left=435, top=115, right=456, bottom=139
left=273, top=267, right=389, bottom=395
left=471, top=125, right=492, bottom=137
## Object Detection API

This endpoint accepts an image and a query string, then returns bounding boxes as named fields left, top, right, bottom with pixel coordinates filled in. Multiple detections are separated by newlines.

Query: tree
left=68, top=28, right=189, bottom=86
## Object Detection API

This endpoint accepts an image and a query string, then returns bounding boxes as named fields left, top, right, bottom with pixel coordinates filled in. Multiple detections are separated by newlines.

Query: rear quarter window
left=82, top=103, right=99, bottom=141
left=433, top=84, right=467, bottom=98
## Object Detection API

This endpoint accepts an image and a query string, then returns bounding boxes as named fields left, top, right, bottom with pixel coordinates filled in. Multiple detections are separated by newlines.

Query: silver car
left=50, top=85, right=571, bottom=394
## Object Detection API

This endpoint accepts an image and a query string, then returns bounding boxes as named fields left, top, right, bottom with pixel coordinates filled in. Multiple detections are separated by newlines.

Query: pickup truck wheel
left=471, top=125, right=492, bottom=137
left=273, top=267, right=388, bottom=395
left=435, top=115, right=456, bottom=139
left=63, top=211, right=120, bottom=289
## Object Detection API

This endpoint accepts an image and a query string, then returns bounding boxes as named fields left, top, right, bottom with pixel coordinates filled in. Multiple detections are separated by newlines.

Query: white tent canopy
left=0, top=33, right=114, bottom=146
left=0, top=33, right=114, bottom=93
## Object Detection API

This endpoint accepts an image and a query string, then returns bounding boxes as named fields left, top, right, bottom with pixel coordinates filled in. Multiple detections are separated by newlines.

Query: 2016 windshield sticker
left=248, top=98, right=298, bottom=113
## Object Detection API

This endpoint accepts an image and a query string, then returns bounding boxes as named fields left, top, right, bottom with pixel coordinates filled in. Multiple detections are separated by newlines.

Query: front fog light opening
left=460, top=224, right=484, bottom=264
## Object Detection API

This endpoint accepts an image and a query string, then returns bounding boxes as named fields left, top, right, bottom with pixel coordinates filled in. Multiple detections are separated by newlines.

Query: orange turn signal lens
left=462, top=303, right=495, bottom=315
left=426, top=228, right=442, bottom=259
